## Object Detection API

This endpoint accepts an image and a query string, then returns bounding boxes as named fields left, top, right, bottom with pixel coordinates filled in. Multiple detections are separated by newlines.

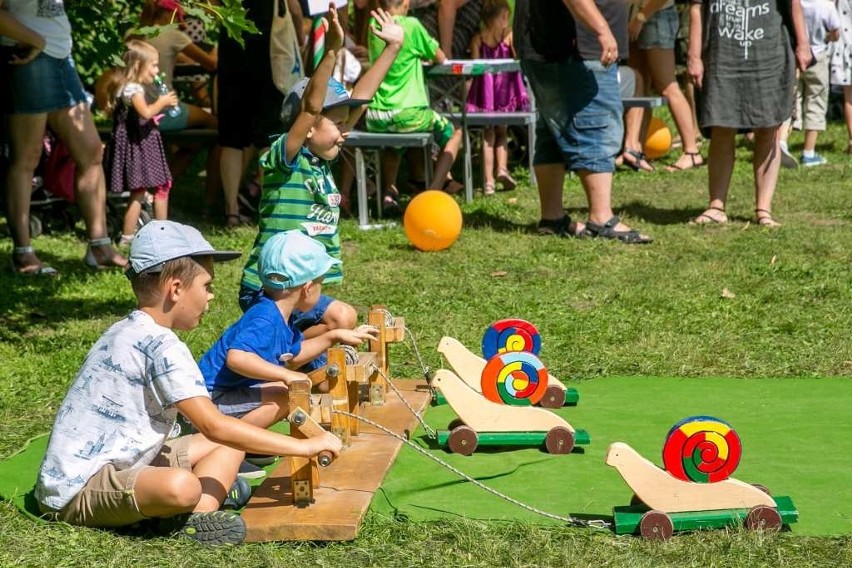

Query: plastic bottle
left=153, top=73, right=180, bottom=118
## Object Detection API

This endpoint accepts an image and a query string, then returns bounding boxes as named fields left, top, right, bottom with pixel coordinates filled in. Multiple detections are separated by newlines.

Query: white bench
left=344, top=131, right=434, bottom=230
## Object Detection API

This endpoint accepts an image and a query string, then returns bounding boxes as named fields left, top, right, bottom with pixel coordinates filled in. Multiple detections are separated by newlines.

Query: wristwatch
left=635, top=11, right=648, bottom=23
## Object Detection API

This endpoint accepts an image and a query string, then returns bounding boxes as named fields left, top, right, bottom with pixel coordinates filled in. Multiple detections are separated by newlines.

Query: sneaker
left=245, top=453, right=278, bottom=466
left=779, top=145, right=798, bottom=169
left=174, top=511, right=246, bottom=546
left=237, top=459, right=266, bottom=480
left=222, top=476, right=252, bottom=510
left=801, top=153, right=827, bottom=167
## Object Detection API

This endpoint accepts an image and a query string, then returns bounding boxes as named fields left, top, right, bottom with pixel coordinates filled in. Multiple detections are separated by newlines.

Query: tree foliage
left=65, top=0, right=256, bottom=88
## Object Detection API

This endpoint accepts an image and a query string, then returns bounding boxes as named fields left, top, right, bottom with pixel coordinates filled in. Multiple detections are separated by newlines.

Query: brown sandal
left=692, top=206, right=728, bottom=225
left=754, top=208, right=781, bottom=227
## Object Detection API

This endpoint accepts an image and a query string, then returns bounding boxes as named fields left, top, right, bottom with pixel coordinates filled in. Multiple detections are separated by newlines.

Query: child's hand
left=370, top=8, right=404, bottom=48
left=159, top=91, right=179, bottom=107
left=282, top=370, right=310, bottom=387
left=325, top=3, right=345, bottom=53
left=307, top=431, right=343, bottom=457
left=336, top=325, right=380, bottom=346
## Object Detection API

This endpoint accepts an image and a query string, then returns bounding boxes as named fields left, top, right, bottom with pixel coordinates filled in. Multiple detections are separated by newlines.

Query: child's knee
left=161, top=469, right=203, bottom=510
left=325, top=300, right=358, bottom=330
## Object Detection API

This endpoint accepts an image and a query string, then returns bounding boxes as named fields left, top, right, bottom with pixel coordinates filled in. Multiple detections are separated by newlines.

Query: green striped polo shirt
left=240, top=134, right=342, bottom=292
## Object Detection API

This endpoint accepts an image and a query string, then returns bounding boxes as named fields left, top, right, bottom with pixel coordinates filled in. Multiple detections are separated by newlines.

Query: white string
left=333, top=410, right=611, bottom=530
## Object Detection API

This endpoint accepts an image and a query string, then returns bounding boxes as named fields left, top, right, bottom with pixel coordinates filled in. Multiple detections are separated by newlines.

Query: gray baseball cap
left=280, top=77, right=370, bottom=129
left=126, top=220, right=241, bottom=277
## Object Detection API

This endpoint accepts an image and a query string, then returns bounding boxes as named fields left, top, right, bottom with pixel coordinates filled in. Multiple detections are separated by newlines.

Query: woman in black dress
left=688, top=0, right=811, bottom=226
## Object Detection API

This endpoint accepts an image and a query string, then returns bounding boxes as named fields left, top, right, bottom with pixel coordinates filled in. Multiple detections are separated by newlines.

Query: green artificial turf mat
left=3, top=377, right=849, bottom=537
left=372, top=376, right=852, bottom=536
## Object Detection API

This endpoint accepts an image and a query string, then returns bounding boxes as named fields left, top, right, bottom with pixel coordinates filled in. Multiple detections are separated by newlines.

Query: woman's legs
left=693, top=126, right=736, bottom=223
left=844, top=86, right=852, bottom=151
left=6, top=112, right=49, bottom=271
left=49, top=103, right=126, bottom=266
left=752, top=125, right=782, bottom=226
left=644, top=47, right=702, bottom=170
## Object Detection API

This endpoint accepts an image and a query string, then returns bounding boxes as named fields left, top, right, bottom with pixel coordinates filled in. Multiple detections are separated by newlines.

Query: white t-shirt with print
left=36, top=310, right=210, bottom=511
left=0, top=0, right=72, bottom=58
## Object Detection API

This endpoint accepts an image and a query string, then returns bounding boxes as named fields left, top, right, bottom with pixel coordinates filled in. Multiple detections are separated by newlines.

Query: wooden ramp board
left=242, top=379, right=430, bottom=542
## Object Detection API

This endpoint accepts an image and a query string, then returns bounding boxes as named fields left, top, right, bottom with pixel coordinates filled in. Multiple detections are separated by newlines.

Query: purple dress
left=104, top=84, right=171, bottom=193
left=465, top=39, right=530, bottom=112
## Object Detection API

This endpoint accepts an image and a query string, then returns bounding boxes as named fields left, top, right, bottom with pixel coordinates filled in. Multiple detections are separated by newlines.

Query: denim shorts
left=211, top=385, right=264, bottom=417
left=156, top=102, right=190, bottom=131
left=6, top=52, right=88, bottom=114
left=523, top=59, right=623, bottom=173
left=637, top=6, right=680, bottom=51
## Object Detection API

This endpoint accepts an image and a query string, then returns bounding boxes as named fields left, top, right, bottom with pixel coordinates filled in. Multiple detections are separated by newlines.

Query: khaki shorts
left=39, top=435, right=193, bottom=528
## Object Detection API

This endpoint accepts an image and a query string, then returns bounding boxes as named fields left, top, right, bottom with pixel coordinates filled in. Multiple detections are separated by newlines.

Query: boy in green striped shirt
left=238, top=4, right=403, bottom=369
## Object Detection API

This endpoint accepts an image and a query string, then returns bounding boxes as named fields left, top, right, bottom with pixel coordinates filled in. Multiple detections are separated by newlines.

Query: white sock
left=803, top=149, right=815, bottom=158
left=779, top=141, right=789, bottom=152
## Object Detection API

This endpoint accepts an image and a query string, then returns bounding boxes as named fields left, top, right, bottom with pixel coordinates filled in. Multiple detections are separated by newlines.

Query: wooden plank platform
left=242, top=379, right=431, bottom=542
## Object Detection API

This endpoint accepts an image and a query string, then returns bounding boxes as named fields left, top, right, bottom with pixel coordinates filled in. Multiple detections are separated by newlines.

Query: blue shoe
left=222, top=476, right=252, bottom=510
left=801, top=153, right=827, bottom=167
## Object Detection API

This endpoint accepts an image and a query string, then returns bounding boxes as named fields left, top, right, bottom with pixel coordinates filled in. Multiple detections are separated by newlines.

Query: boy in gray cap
left=200, top=231, right=378, bottom=433
left=35, top=221, right=342, bottom=545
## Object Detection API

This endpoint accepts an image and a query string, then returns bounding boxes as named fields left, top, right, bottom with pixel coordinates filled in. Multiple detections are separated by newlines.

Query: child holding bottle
left=104, top=40, right=178, bottom=245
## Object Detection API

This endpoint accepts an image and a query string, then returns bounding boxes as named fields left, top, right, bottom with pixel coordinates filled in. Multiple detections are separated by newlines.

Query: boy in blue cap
left=237, top=4, right=404, bottom=352
left=36, top=221, right=342, bottom=546
left=201, top=230, right=378, bottom=431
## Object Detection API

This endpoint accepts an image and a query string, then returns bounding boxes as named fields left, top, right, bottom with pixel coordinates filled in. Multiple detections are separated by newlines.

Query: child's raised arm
left=345, top=8, right=404, bottom=128
left=129, top=88, right=178, bottom=120
left=285, top=3, right=344, bottom=163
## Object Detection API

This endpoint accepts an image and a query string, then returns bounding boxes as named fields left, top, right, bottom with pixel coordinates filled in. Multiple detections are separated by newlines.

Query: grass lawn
left=0, top=122, right=850, bottom=566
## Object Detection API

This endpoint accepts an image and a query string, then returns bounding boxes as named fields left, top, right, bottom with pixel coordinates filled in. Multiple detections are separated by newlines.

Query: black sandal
left=692, top=206, right=728, bottom=225
left=621, top=149, right=655, bottom=172
left=536, top=215, right=583, bottom=238
left=582, top=215, right=653, bottom=244
left=754, top=208, right=781, bottom=227
left=666, top=151, right=704, bottom=172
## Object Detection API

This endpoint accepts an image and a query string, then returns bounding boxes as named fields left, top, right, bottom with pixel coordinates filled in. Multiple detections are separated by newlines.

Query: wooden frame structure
left=241, top=306, right=418, bottom=541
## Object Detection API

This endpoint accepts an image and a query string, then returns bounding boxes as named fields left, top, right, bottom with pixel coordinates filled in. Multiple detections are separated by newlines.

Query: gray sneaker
left=779, top=145, right=798, bottom=169
left=173, top=511, right=246, bottom=545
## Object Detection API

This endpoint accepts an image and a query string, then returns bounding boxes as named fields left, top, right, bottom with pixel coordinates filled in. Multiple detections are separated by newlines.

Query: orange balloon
left=645, top=116, right=672, bottom=160
left=403, top=190, right=463, bottom=251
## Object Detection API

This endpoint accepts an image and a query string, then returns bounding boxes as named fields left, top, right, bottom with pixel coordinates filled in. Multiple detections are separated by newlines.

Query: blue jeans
left=522, top=58, right=623, bottom=173
left=237, top=287, right=334, bottom=371
left=6, top=53, right=88, bottom=114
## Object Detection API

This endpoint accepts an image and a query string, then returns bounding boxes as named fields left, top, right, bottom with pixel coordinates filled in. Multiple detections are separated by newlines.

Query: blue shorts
left=237, top=287, right=335, bottom=371
left=637, top=6, right=680, bottom=51
left=156, top=103, right=190, bottom=131
left=6, top=53, right=88, bottom=114
left=523, top=59, right=623, bottom=173
left=211, top=385, right=263, bottom=418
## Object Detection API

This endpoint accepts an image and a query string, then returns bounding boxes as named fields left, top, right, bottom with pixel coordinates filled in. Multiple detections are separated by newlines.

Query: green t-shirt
left=368, top=15, right=439, bottom=110
left=240, top=134, right=342, bottom=292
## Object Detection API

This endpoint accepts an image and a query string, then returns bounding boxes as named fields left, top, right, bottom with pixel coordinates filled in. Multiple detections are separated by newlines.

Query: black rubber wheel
left=447, top=425, right=478, bottom=456
left=544, top=426, right=574, bottom=454
left=639, top=510, right=674, bottom=541
left=746, top=505, right=782, bottom=532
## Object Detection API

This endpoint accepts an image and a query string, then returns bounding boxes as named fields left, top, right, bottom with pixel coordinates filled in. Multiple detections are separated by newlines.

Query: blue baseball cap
left=280, top=77, right=370, bottom=129
left=127, top=220, right=241, bottom=277
left=259, top=230, right=341, bottom=290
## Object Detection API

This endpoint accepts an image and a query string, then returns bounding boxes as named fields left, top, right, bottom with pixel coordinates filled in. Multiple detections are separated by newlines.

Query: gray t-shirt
left=36, top=310, right=210, bottom=511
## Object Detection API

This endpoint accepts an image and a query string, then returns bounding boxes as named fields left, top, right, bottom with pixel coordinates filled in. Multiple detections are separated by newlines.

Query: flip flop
left=621, top=149, right=655, bottom=172
left=666, top=152, right=704, bottom=172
